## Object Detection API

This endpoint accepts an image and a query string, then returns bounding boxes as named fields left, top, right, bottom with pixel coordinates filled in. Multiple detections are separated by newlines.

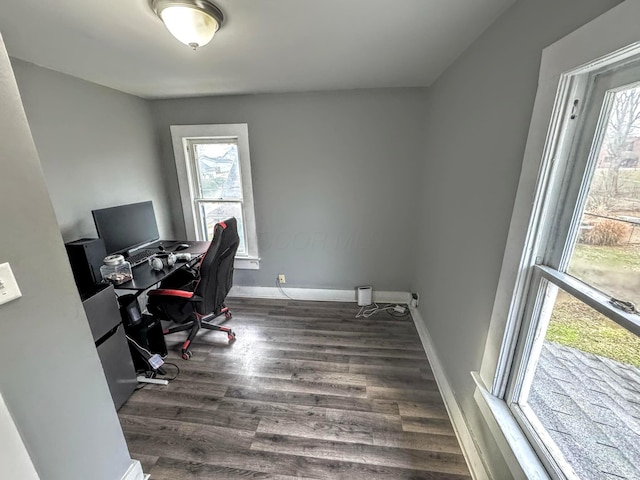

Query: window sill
left=471, top=372, right=550, bottom=480
left=234, top=257, right=260, bottom=270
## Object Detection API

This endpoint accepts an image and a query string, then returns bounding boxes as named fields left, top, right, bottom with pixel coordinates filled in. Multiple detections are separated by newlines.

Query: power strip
left=394, top=305, right=407, bottom=314
left=137, top=376, right=169, bottom=386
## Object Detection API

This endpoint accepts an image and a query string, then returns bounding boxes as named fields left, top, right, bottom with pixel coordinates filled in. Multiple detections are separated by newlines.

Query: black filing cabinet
left=82, top=285, right=137, bottom=410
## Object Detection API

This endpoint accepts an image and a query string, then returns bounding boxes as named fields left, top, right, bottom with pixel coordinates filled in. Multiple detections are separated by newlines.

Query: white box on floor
left=356, top=285, right=373, bottom=306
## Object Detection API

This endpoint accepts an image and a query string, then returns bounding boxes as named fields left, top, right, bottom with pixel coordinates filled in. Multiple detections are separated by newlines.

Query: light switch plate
left=0, top=263, right=22, bottom=306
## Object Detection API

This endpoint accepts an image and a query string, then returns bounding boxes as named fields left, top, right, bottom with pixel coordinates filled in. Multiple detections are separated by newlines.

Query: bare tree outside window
left=588, top=86, right=640, bottom=213
left=569, top=85, right=640, bottom=306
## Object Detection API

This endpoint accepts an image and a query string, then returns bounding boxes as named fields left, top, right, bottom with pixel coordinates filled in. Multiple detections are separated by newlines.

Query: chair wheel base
left=182, top=350, right=192, bottom=360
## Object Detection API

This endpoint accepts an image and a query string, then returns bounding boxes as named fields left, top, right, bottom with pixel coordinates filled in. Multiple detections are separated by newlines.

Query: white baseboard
left=228, top=286, right=411, bottom=304
left=409, top=307, right=490, bottom=480
left=121, top=460, right=148, bottom=480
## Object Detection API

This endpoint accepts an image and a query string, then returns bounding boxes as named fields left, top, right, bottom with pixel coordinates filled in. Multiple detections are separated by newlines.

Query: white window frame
left=170, top=124, right=260, bottom=270
left=474, top=1, right=640, bottom=479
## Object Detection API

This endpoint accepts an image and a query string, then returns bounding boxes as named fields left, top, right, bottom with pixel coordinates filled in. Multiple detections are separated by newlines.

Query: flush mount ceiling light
left=151, top=0, right=224, bottom=50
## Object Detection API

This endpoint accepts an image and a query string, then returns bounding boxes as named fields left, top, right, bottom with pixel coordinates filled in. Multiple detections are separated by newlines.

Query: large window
left=171, top=124, right=259, bottom=269
left=492, top=51, right=640, bottom=479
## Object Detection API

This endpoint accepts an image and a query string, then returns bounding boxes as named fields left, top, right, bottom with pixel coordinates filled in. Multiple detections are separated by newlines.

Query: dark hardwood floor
left=118, top=298, right=472, bottom=479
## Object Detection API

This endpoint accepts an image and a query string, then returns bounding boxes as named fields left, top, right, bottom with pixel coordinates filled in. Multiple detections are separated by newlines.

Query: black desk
left=112, top=240, right=210, bottom=373
left=116, top=240, right=210, bottom=293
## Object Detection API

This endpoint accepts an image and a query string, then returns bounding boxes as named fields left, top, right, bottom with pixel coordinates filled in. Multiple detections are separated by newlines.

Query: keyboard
left=126, top=249, right=156, bottom=267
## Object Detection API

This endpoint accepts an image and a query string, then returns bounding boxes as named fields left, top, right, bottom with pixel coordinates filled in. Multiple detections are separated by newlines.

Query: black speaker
left=65, top=238, right=107, bottom=295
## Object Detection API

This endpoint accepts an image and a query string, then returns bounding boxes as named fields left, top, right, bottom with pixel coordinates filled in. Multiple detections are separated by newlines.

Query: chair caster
left=228, top=331, right=236, bottom=343
left=182, top=350, right=192, bottom=360
left=225, top=312, right=232, bottom=320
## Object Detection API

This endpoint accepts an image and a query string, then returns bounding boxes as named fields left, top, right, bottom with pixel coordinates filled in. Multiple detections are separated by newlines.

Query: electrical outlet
left=0, top=263, right=22, bottom=306
left=410, top=292, right=419, bottom=308
left=278, top=274, right=286, bottom=284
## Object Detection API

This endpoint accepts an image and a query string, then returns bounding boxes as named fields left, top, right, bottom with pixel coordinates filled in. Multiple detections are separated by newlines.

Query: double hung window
left=492, top=50, right=640, bottom=479
left=171, top=124, right=259, bottom=269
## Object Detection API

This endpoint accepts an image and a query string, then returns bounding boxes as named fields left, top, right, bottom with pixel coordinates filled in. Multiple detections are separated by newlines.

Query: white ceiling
left=0, top=0, right=515, bottom=99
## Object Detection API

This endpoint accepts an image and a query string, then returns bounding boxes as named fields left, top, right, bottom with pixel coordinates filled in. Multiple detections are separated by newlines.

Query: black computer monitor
left=92, top=201, right=160, bottom=254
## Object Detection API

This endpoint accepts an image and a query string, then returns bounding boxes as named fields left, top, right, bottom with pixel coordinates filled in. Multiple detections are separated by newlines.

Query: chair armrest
left=148, top=289, right=194, bottom=299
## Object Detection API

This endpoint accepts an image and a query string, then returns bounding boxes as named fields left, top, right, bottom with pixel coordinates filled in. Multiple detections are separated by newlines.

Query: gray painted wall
left=0, top=392, right=39, bottom=479
left=0, top=36, right=132, bottom=480
left=11, top=58, right=173, bottom=243
left=412, top=0, right=622, bottom=477
left=151, top=89, right=426, bottom=290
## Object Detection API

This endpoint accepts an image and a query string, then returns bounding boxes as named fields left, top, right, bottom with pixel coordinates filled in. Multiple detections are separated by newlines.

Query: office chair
left=146, top=218, right=239, bottom=360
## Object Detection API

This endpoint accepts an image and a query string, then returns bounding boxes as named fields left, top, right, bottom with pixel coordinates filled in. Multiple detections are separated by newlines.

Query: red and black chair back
left=193, top=217, right=240, bottom=316
left=146, top=218, right=240, bottom=359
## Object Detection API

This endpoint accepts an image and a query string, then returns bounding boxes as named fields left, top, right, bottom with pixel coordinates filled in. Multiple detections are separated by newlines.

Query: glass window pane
left=522, top=286, right=640, bottom=480
left=567, top=85, right=640, bottom=306
left=194, top=142, right=242, bottom=200
left=199, top=202, right=246, bottom=255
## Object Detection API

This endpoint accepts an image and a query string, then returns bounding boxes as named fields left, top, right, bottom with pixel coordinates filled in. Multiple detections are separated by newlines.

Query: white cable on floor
left=356, top=303, right=397, bottom=318
left=274, top=279, right=409, bottom=318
